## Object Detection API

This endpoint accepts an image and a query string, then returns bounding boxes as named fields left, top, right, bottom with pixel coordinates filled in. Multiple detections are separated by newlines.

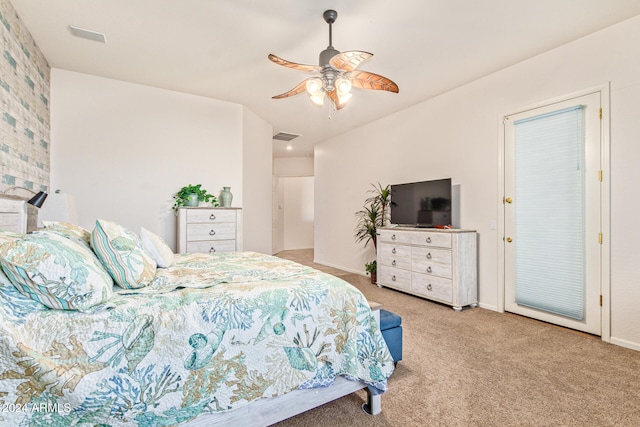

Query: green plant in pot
left=172, top=184, right=219, bottom=211
left=354, top=183, right=393, bottom=282
left=365, top=260, right=377, bottom=284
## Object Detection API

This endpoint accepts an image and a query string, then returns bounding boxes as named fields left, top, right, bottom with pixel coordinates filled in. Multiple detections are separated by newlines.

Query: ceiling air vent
left=273, top=132, right=300, bottom=141
left=68, top=25, right=107, bottom=43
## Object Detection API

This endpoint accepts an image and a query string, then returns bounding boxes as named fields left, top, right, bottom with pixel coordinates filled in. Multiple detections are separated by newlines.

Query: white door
left=503, top=92, right=602, bottom=335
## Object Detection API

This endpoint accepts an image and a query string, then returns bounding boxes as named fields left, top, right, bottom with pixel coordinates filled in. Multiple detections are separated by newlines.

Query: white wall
left=242, top=106, right=273, bottom=253
left=50, top=69, right=269, bottom=252
left=274, top=156, right=314, bottom=177
left=314, top=15, right=640, bottom=349
left=282, top=176, right=314, bottom=250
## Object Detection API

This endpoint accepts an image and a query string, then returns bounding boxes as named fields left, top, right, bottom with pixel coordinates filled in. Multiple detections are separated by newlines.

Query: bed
left=0, top=219, right=394, bottom=426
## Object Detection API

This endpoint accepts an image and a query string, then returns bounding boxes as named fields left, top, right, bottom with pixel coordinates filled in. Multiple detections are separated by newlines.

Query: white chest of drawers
left=0, top=195, right=38, bottom=233
left=177, top=207, right=242, bottom=254
left=377, top=227, right=477, bottom=311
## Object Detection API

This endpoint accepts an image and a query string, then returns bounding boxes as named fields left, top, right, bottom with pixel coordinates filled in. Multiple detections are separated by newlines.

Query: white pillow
left=140, top=227, right=175, bottom=268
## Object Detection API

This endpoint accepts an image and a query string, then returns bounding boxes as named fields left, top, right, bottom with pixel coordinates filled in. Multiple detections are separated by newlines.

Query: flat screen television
left=390, top=178, right=452, bottom=228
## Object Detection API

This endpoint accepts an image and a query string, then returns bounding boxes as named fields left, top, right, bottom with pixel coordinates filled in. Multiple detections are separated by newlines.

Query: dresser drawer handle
left=392, top=275, right=396, bottom=282
left=426, top=252, right=432, bottom=259
left=392, top=260, right=396, bottom=266
left=391, top=234, right=396, bottom=240
left=427, top=266, right=432, bottom=273
left=209, top=229, right=216, bottom=236
left=209, top=214, right=216, bottom=220
left=392, top=248, right=396, bottom=254
left=209, top=247, right=216, bottom=254
left=426, top=237, right=432, bottom=243
left=427, top=283, right=433, bottom=291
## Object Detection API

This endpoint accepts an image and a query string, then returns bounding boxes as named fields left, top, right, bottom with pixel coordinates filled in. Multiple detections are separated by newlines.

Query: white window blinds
left=513, top=105, right=585, bottom=320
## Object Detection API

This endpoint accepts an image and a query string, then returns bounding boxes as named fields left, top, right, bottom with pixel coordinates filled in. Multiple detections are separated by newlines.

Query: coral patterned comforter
left=0, top=251, right=393, bottom=426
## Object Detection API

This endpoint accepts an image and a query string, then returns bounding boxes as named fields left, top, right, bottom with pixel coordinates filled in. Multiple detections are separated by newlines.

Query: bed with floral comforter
left=0, top=221, right=393, bottom=427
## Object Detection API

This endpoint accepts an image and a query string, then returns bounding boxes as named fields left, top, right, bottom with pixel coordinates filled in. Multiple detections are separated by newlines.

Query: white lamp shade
left=38, top=192, right=78, bottom=226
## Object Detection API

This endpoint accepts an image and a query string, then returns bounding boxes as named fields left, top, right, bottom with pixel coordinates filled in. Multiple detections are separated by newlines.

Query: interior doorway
left=272, top=176, right=314, bottom=254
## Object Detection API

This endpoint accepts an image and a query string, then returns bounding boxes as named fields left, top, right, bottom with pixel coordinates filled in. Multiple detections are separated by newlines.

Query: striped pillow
left=91, top=219, right=157, bottom=289
left=0, top=232, right=113, bottom=311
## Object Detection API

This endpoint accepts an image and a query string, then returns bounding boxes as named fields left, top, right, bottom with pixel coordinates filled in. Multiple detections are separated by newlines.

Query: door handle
left=506, top=237, right=513, bottom=243
left=505, top=197, right=513, bottom=204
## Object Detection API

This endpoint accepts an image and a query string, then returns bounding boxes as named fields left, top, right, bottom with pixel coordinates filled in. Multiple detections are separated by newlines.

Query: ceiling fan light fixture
left=305, top=78, right=323, bottom=96
left=335, top=77, right=352, bottom=96
left=309, top=91, right=325, bottom=107
left=338, top=92, right=352, bottom=105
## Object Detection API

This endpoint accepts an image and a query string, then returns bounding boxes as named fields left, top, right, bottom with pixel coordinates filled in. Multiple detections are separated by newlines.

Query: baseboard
left=609, top=337, right=640, bottom=352
left=313, top=258, right=365, bottom=276
left=478, top=302, right=498, bottom=312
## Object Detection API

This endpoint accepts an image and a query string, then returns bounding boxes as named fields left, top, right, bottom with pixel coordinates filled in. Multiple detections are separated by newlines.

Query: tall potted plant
left=354, top=183, right=392, bottom=283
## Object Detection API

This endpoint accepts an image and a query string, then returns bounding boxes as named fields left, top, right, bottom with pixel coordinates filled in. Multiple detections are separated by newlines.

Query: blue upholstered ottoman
left=379, top=309, right=402, bottom=364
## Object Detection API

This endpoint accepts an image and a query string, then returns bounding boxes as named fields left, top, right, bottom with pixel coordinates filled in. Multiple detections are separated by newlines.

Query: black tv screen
left=390, top=178, right=452, bottom=227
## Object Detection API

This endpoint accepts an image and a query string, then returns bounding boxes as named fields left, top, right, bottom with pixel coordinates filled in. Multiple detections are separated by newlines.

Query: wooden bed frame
left=183, top=302, right=384, bottom=426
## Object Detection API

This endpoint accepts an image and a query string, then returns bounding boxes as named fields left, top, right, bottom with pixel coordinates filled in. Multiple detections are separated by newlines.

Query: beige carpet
left=273, top=249, right=640, bottom=427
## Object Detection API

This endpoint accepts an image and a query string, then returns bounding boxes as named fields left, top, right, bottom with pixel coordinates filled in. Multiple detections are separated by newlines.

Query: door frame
left=497, top=84, right=611, bottom=342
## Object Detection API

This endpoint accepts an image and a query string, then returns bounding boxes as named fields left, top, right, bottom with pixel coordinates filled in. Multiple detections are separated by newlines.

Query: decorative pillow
left=0, top=232, right=114, bottom=311
left=140, top=227, right=174, bottom=268
left=39, top=220, right=92, bottom=249
left=91, top=219, right=157, bottom=289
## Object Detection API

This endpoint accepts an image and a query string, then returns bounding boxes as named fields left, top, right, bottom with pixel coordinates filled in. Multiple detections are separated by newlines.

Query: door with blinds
left=503, top=92, right=602, bottom=335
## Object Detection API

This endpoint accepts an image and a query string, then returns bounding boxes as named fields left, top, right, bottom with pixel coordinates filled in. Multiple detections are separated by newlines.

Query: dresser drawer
left=378, top=229, right=412, bottom=244
left=411, top=232, right=452, bottom=248
left=186, top=223, right=236, bottom=241
left=412, top=259, right=452, bottom=278
left=379, top=266, right=411, bottom=291
left=412, top=273, right=453, bottom=303
left=379, top=242, right=411, bottom=259
left=186, top=209, right=237, bottom=224
left=380, top=255, right=412, bottom=270
left=412, top=247, right=451, bottom=263
left=186, top=240, right=236, bottom=254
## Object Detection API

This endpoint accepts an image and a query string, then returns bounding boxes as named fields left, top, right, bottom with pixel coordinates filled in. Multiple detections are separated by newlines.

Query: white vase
left=221, top=187, right=233, bottom=207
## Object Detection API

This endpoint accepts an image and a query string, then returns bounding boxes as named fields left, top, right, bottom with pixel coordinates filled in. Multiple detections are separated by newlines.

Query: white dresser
left=377, top=227, right=477, bottom=311
left=177, top=207, right=242, bottom=254
left=0, top=195, right=38, bottom=233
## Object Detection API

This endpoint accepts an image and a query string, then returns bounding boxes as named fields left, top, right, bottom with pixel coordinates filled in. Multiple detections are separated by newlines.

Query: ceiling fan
left=268, top=9, right=399, bottom=110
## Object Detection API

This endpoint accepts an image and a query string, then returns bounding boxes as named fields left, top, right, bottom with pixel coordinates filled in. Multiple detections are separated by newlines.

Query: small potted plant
left=365, top=260, right=377, bottom=284
left=172, top=184, right=219, bottom=211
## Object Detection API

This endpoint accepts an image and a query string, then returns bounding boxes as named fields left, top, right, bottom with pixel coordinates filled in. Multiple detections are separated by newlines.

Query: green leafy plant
left=172, top=184, right=219, bottom=210
left=365, top=260, right=377, bottom=275
left=354, top=183, right=393, bottom=249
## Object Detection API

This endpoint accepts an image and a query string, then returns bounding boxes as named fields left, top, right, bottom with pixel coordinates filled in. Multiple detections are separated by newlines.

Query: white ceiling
left=10, top=0, right=640, bottom=158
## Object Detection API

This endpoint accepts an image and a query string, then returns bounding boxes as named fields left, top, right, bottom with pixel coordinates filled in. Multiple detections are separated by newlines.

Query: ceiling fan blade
left=349, top=70, right=399, bottom=93
left=272, top=79, right=309, bottom=99
left=268, top=54, right=322, bottom=73
left=329, top=50, right=373, bottom=71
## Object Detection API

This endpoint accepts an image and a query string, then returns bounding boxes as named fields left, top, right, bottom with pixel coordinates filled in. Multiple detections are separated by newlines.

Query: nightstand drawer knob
left=209, top=214, right=216, bottom=220
left=426, top=252, right=432, bottom=259
left=392, top=275, right=396, bottom=281
left=209, top=229, right=216, bottom=235
left=426, top=237, right=432, bottom=243
left=209, top=247, right=216, bottom=254
left=392, top=248, right=396, bottom=254
left=427, top=266, right=432, bottom=273
left=427, top=284, right=433, bottom=291
left=391, top=234, right=396, bottom=240
left=392, top=260, right=396, bottom=266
